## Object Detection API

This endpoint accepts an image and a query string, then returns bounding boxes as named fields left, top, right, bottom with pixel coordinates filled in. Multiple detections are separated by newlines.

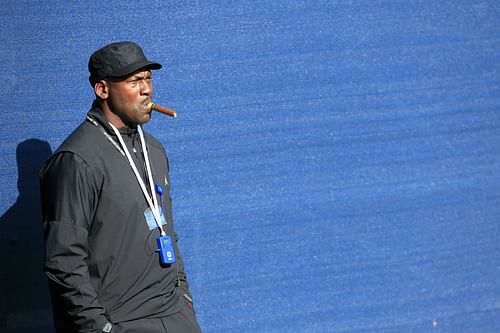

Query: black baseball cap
left=88, top=41, right=162, bottom=85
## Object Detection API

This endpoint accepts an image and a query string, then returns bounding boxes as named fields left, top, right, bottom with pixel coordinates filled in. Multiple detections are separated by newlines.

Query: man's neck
left=99, top=101, right=129, bottom=129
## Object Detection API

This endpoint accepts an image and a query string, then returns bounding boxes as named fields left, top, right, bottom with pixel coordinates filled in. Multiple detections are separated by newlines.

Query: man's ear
left=94, top=80, right=109, bottom=100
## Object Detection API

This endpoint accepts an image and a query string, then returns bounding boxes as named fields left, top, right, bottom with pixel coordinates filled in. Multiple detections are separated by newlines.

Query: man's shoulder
left=41, top=121, right=95, bottom=171
left=143, top=131, right=167, bottom=154
left=56, top=120, right=102, bottom=154
left=47, top=120, right=109, bottom=169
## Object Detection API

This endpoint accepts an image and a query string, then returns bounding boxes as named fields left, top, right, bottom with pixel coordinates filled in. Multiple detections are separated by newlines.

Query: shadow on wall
left=0, top=139, right=55, bottom=333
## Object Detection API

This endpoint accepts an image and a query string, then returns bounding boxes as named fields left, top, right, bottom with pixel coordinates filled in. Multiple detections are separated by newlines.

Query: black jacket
left=40, top=104, right=192, bottom=333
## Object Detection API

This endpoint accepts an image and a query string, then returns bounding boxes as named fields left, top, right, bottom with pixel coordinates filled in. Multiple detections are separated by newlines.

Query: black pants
left=113, top=304, right=201, bottom=333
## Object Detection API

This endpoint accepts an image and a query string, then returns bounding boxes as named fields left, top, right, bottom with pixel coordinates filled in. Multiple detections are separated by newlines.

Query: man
left=40, top=41, right=201, bottom=333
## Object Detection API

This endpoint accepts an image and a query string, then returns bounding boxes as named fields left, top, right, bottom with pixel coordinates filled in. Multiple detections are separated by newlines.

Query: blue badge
left=157, top=235, right=176, bottom=265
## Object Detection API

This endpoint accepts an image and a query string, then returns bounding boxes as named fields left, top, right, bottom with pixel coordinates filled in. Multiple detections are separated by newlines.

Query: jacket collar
left=87, top=100, right=139, bottom=137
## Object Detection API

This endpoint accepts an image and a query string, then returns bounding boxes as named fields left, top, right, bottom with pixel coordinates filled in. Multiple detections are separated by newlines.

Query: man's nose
left=140, top=79, right=152, bottom=95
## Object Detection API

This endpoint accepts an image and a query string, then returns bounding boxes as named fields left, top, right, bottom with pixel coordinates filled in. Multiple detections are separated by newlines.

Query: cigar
left=148, top=102, right=177, bottom=118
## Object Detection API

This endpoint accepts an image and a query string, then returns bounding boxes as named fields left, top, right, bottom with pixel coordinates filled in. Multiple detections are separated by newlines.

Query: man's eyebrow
left=124, top=74, right=149, bottom=83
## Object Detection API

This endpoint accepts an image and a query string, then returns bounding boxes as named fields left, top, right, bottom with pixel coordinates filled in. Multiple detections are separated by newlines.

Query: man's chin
left=139, top=113, right=152, bottom=125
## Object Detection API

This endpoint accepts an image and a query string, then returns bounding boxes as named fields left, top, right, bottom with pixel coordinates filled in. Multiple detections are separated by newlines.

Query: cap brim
left=108, top=60, right=162, bottom=78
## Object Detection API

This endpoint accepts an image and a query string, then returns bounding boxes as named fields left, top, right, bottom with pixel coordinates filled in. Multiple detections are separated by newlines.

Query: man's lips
left=141, top=100, right=153, bottom=112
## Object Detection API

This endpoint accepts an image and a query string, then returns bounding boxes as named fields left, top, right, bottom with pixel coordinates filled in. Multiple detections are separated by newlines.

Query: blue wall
left=1, top=1, right=500, bottom=332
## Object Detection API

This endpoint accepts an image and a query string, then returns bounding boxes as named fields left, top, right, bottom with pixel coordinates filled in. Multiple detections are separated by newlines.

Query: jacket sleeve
left=41, top=152, right=111, bottom=332
left=172, top=230, right=191, bottom=295
left=163, top=152, right=193, bottom=303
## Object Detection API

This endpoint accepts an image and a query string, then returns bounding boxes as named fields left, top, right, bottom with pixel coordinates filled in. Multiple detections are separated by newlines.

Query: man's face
left=105, top=70, right=154, bottom=128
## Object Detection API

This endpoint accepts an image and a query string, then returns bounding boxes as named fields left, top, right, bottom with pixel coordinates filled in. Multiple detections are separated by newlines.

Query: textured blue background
left=1, top=1, right=500, bottom=332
